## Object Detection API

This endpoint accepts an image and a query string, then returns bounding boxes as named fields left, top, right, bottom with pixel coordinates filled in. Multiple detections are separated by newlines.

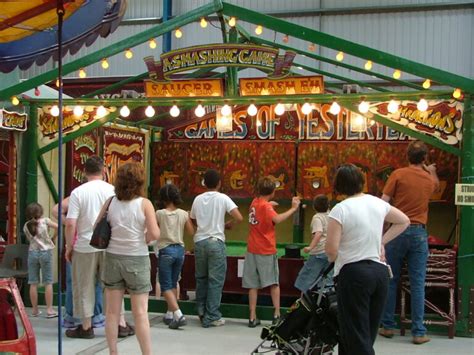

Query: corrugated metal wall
left=20, top=0, right=474, bottom=81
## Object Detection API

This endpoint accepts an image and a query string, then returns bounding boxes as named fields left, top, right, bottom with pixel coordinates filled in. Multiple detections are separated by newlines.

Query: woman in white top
left=325, top=164, right=409, bottom=355
left=98, top=163, right=160, bottom=355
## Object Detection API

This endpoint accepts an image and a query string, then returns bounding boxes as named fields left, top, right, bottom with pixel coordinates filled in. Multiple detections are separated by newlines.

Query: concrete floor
left=23, top=309, right=474, bottom=355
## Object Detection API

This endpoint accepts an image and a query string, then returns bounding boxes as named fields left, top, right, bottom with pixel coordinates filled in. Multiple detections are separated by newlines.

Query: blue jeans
left=195, top=237, right=227, bottom=326
left=65, top=262, right=105, bottom=325
left=294, top=254, right=331, bottom=292
left=381, top=225, right=428, bottom=336
left=158, top=244, right=185, bottom=292
left=28, top=250, right=53, bottom=284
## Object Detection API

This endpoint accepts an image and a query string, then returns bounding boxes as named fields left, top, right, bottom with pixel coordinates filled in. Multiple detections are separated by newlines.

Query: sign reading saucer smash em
left=144, top=44, right=295, bottom=81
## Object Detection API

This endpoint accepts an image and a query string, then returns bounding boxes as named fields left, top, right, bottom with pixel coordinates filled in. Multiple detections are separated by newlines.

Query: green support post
left=37, top=155, right=59, bottom=203
left=456, top=95, right=474, bottom=337
left=227, top=28, right=239, bottom=96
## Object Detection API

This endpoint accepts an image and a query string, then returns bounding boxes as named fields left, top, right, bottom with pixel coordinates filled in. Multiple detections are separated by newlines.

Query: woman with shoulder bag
left=97, top=162, right=160, bottom=355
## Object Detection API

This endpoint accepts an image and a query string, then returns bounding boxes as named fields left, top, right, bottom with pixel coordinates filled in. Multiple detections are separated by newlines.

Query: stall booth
left=1, top=1, right=473, bottom=337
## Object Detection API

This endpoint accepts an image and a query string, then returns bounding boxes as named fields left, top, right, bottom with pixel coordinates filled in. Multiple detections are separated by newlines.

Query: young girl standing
left=155, top=184, right=194, bottom=329
left=23, top=202, right=58, bottom=318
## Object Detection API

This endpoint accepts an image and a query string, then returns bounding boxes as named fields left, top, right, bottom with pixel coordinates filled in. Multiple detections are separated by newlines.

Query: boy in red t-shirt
left=242, top=177, right=300, bottom=327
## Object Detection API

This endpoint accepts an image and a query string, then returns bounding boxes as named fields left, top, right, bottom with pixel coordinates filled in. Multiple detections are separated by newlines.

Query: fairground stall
left=1, top=0, right=473, bottom=338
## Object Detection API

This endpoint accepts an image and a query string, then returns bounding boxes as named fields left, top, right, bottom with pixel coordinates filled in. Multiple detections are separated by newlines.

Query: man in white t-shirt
left=64, top=156, right=122, bottom=339
left=190, top=169, right=243, bottom=328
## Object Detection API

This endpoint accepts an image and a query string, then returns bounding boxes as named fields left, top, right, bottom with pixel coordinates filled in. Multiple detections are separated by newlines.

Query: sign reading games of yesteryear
left=239, top=76, right=324, bottom=96
left=144, top=78, right=224, bottom=98
left=144, top=44, right=296, bottom=81
left=0, top=109, right=27, bottom=131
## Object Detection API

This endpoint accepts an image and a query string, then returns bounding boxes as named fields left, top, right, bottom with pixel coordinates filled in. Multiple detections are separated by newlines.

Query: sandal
left=46, top=312, right=58, bottom=318
left=31, top=311, right=42, bottom=317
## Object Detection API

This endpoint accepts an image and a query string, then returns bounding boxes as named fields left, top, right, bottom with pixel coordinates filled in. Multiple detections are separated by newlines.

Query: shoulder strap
left=105, top=196, right=115, bottom=212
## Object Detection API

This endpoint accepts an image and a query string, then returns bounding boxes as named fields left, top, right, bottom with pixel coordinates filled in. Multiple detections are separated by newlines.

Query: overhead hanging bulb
left=34, top=87, right=41, bottom=96
left=301, top=102, right=312, bottom=115
left=255, top=25, right=263, bottom=35
left=228, top=17, right=236, bottom=27
left=453, top=88, right=462, bottom=99
left=358, top=101, right=370, bottom=114
left=200, top=18, right=208, bottom=28
left=387, top=100, right=399, bottom=114
left=145, top=105, right=155, bottom=118
left=79, top=68, right=86, bottom=78
left=364, top=60, right=373, bottom=70
left=417, top=98, right=428, bottom=112
left=256, top=118, right=262, bottom=127
left=221, top=104, right=232, bottom=116
left=247, top=104, right=258, bottom=116
left=274, top=103, right=285, bottom=116
left=101, top=58, right=109, bottom=69
left=125, top=49, right=133, bottom=59
left=55, top=79, right=60, bottom=88
left=120, top=105, right=130, bottom=118
left=11, top=96, right=19, bottom=106
left=195, top=104, right=205, bottom=118
left=336, top=51, right=344, bottom=62
left=393, top=69, right=401, bottom=79
left=329, top=101, right=341, bottom=115
left=170, top=105, right=180, bottom=117
left=73, top=106, right=84, bottom=117
left=149, top=38, right=157, bottom=49
left=50, top=105, right=60, bottom=117
left=175, top=28, right=183, bottom=38
left=96, top=105, right=107, bottom=118
left=422, top=79, right=431, bottom=89
left=308, top=43, right=316, bottom=52
left=282, top=34, right=289, bottom=43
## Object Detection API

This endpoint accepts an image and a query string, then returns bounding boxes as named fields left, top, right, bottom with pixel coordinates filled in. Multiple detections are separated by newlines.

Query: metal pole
left=162, top=0, right=172, bottom=52
left=56, top=2, right=65, bottom=353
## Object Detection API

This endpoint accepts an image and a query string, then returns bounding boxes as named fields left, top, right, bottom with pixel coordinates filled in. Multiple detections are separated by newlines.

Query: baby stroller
left=252, top=264, right=338, bottom=355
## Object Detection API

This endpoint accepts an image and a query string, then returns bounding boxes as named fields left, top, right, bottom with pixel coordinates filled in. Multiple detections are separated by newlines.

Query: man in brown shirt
left=379, top=141, right=439, bottom=345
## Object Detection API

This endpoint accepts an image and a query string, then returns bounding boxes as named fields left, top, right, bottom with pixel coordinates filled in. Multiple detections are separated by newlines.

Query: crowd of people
left=23, top=140, right=438, bottom=355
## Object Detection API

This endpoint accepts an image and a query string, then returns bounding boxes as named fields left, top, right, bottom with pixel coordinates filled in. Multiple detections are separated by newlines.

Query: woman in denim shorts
left=155, top=184, right=194, bottom=329
left=23, top=202, right=58, bottom=318
left=99, top=163, right=160, bottom=355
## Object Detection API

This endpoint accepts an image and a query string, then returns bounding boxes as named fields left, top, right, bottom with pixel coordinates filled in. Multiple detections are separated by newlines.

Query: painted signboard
left=239, top=76, right=324, bottom=96
left=144, top=78, right=224, bottom=98
left=0, top=109, right=27, bottom=131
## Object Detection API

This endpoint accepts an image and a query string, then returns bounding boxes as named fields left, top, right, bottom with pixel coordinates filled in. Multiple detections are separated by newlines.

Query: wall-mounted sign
left=144, top=78, right=224, bottom=98
left=370, top=100, right=463, bottom=145
left=144, top=44, right=295, bottom=81
left=70, top=131, right=99, bottom=190
left=239, top=76, right=324, bottom=96
left=0, top=109, right=27, bottom=131
left=455, top=184, right=474, bottom=205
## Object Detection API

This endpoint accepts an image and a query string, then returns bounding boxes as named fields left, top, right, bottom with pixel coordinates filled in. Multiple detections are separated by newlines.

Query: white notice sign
left=455, top=184, right=474, bottom=206
left=237, top=259, right=245, bottom=278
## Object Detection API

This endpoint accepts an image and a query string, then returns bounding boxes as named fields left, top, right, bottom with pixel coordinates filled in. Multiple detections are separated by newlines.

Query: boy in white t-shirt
left=294, top=194, right=331, bottom=292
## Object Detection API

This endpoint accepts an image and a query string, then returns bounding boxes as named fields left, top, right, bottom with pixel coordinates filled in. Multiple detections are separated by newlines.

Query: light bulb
left=329, top=102, right=341, bottom=115
left=149, top=38, right=157, bottom=49
left=282, top=35, right=289, bottom=43
left=221, top=104, right=232, bottom=116
left=175, top=28, right=183, bottom=38
left=96, top=105, right=107, bottom=118
left=308, top=43, right=316, bottom=51
left=256, top=118, right=262, bottom=127
left=274, top=103, right=285, bottom=116
left=453, top=88, right=462, bottom=99
left=50, top=105, right=60, bottom=117
left=195, top=104, right=205, bottom=118
left=228, top=17, right=236, bottom=27
left=79, top=68, right=86, bottom=78
left=255, top=25, right=263, bottom=35
left=336, top=51, right=344, bottom=61
left=364, top=60, right=373, bottom=70
left=200, top=18, right=208, bottom=28
left=11, top=96, right=19, bottom=106
left=358, top=101, right=370, bottom=114
left=301, top=102, right=312, bottom=115
left=170, top=105, right=180, bottom=117
left=422, top=79, right=431, bottom=89
left=417, top=99, right=428, bottom=112
left=387, top=100, right=399, bottom=114
left=393, top=70, right=401, bottom=79
left=101, top=58, right=109, bottom=69
left=55, top=79, right=60, bottom=88
left=247, top=104, right=258, bottom=116
left=120, top=105, right=130, bottom=117
left=125, top=49, right=133, bottom=59
left=145, top=105, right=155, bottom=117
left=73, top=106, right=84, bottom=117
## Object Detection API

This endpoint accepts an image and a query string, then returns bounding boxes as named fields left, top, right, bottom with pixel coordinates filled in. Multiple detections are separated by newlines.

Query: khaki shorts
left=103, top=253, right=151, bottom=294
left=242, top=252, right=279, bottom=289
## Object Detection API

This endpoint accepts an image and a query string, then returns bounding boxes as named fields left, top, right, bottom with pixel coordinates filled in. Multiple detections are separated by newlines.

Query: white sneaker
left=210, top=319, right=225, bottom=327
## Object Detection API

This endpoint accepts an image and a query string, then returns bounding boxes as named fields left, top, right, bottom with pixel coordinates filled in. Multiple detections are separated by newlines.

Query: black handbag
left=89, top=197, right=114, bottom=249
